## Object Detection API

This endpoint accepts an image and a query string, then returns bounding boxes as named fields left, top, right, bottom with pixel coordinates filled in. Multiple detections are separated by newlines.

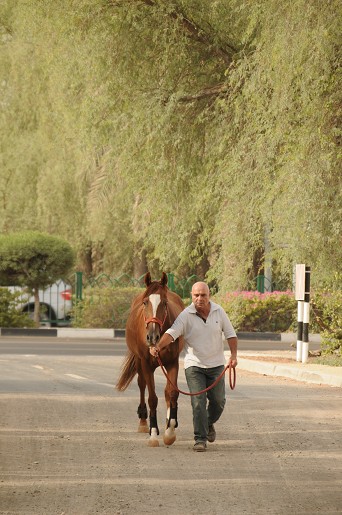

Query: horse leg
left=141, top=362, right=160, bottom=447
left=163, top=361, right=179, bottom=446
left=137, top=370, right=149, bottom=433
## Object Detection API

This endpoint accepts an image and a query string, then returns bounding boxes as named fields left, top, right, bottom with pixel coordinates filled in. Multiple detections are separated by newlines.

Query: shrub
left=0, top=231, right=74, bottom=326
left=71, top=286, right=144, bottom=328
left=0, top=288, right=35, bottom=328
left=311, top=289, right=342, bottom=356
left=213, top=290, right=297, bottom=333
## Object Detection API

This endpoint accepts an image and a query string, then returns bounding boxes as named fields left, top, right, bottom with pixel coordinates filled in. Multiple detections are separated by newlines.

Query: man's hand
left=149, top=333, right=174, bottom=357
left=227, top=337, right=238, bottom=368
left=229, top=356, right=238, bottom=368
left=149, top=346, right=159, bottom=357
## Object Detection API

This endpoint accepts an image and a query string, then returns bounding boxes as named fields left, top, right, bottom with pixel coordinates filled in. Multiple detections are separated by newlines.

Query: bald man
left=150, top=281, right=238, bottom=452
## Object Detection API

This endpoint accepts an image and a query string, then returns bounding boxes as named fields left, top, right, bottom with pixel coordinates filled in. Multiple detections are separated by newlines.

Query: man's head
left=191, top=282, right=210, bottom=312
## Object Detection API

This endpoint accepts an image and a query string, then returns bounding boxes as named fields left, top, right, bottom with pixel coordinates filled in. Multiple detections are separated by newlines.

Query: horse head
left=142, top=272, right=169, bottom=347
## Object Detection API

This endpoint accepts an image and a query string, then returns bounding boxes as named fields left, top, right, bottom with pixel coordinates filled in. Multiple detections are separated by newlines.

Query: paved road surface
left=0, top=335, right=320, bottom=356
left=0, top=337, right=340, bottom=515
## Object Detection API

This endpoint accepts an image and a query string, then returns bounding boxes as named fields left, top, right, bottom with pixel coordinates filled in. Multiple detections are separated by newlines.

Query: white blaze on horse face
left=149, top=294, right=161, bottom=329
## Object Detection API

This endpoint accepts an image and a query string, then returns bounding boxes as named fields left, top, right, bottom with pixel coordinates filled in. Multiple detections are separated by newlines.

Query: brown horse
left=116, top=272, right=185, bottom=447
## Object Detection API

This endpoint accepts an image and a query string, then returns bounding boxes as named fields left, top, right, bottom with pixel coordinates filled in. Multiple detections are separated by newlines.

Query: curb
left=0, top=327, right=58, bottom=337
left=237, top=357, right=342, bottom=388
left=0, top=327, right=321, bottom=342
left=237, top=332, right=280, bottom=341
left=0, top=328, right=124, bottom=338
left=58, top=328, right=115, bottom=339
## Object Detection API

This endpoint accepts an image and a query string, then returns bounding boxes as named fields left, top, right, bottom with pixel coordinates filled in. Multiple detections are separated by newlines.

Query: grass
left=310, top=354, right=342, bottom=367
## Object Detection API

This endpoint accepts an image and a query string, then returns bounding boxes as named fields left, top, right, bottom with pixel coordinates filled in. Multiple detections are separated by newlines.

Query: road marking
left=65, top=373, right=114, bottom=388
left=29, top=368, right=113, bottom=388
left=65, top=374, right=87, bottom=380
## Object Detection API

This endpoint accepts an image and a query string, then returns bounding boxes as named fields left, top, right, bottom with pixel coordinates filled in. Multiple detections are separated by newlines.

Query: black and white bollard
left=296, top=300, right=304, bottom=362
left=295, top=264, right=311, bottom=362
left=301, top=266, right=311, bottom=363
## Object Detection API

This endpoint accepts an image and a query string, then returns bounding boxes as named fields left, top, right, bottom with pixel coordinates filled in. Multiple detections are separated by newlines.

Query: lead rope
left=156, top=355, right=236, bottom=395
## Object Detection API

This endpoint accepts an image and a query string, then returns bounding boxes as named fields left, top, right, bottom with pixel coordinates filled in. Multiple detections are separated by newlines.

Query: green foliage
left=72, top=287, right=144, bottom=329
left=213, top=291, right=297, bottom=333
left=311, top=288, right=342, bottom=356
left=0, top=288, right=34, bottom=328
left=0, top=0, right=340, bottom=288
left=311, top=354, right=342, bottom=367
left=0, top=231, right=75, bottom=291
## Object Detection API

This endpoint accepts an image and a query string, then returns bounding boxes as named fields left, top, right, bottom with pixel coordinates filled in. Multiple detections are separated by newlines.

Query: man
left=150, top=281, right=238, bottom=452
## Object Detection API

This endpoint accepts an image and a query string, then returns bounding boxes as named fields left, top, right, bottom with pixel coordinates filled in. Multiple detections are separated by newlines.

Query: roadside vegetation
left=0, top=2, right=340, bottom=359
left=0, top=288, right=34, bottom=328
left=71, top=287, right=143, bottom=329
left=1, top=280, right=340, bottom=363
left=70, top=285, right=341, bottom=363
left=0, top=232, right=74, bottom=327
left=310, top=355, right=342, bottom=367
left=0, top=1, right=340, bottom=292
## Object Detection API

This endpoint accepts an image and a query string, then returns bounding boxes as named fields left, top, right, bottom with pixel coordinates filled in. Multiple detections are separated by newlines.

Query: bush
left=70, top=285, right=342, bottom=357
left=213, top=290, right=297, bottom=333
left=311, top=289, right=342, bottom=356
left=71, top=286, right=144, bottom=328
left=0, top=288, right=35, bottom=328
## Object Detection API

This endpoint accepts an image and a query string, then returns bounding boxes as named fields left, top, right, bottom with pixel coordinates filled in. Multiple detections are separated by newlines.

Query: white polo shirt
left=166, top=301, right=236, bottom=369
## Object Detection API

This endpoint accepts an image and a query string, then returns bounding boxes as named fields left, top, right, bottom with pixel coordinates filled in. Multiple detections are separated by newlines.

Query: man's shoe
left=207, top=424, right=216, bottom=443
left=193, top=442, right=207, bottom=452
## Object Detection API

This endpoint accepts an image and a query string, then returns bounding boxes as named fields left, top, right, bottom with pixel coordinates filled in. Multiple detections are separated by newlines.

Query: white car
left=8, top=280, right=72, bottom=327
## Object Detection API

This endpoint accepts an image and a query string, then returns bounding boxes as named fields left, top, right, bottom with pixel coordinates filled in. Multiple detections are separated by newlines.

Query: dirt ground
left=1, top=353, right=342, bottom=514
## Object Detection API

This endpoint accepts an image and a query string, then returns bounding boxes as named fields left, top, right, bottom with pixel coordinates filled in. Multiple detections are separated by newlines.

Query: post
left=256, top=275, right=265, bottom=293
left=301, top=266, right=311, bottom=363
left=296, top=301, right=304, bottom=362
left=264, top=222, right=272, bottom=292
left=295, top=264, right=305, bottom=362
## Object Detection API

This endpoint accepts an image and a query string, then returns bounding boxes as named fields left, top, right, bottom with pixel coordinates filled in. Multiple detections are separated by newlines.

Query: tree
left=0, top=232, right=75, bottom=326
left=0, top=1, right=340, bottom=290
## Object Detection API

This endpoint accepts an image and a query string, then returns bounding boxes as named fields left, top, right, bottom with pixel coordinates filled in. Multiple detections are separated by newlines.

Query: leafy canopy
left=0, top=231, right=75, bottom=291
left=0, top=0, right=340, bottom=289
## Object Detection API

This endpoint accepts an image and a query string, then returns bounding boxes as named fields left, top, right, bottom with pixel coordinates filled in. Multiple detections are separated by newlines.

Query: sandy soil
left=1, top=354, right=341, bottom=514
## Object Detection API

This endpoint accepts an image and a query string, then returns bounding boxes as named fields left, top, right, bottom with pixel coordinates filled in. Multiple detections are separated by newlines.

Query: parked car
left=7, top=280, right=72, bottom=327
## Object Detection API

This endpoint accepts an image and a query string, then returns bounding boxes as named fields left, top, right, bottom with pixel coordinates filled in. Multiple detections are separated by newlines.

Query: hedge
left=0, top=288, right=35, bottom=328
left=213, top=290, right=296, bottom=333
left=71, top=286, right=143, bottom=328
left=70, top=286, right=341, bottom=356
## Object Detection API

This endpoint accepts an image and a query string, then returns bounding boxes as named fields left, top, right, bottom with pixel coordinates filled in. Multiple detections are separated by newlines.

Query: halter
left=144, top=310, right=168, bottom=330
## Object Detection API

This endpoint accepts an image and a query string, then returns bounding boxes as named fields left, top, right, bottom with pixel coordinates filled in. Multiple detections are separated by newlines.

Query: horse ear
left=160, top=272, right=168, bottom=287
left=144, top=272, right=151, bottom=287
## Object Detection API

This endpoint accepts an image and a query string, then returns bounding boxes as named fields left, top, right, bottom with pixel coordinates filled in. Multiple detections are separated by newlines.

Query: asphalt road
left=0, top=337, right=340, bottom=515
left=0, top=335, right=320, bottom=356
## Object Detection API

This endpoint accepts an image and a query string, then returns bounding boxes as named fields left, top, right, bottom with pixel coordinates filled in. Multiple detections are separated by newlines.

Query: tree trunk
left=33, top=288, right=40, bottom=328
left=133, top=248, right=148, bottom=279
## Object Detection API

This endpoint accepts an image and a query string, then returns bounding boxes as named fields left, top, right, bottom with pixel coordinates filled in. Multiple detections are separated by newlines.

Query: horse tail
left=116, top=352, right=137, bottom=391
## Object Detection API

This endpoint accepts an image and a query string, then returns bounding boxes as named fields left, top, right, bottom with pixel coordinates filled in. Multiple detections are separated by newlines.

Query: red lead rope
left=156, top=355, right=236, bottom=396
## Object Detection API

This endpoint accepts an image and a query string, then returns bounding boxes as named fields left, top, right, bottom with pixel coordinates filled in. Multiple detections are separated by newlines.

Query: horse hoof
left=163, top=426, right=176, bottom=446
left=148, top=438, right=160, bottom=447
left=138, top=420, right=149, bottom=433
left=163, top=435, right=176, bottom=446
